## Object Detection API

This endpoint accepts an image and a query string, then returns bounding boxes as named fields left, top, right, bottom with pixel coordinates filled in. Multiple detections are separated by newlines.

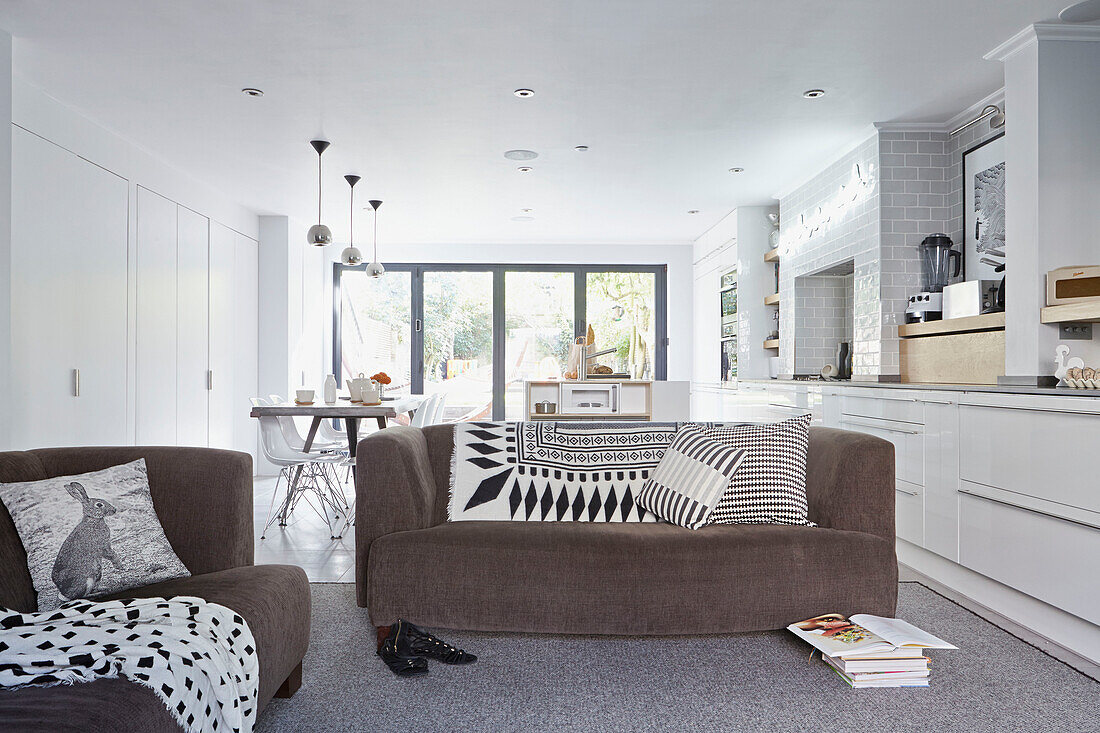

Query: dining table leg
left=375, top=416, right=387, bottom=431
left=344, top=418, right=359, bottom=458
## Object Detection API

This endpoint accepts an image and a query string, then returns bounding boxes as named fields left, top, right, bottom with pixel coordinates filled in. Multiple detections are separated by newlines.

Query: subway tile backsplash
left=778, top=116, right=991, bottom=379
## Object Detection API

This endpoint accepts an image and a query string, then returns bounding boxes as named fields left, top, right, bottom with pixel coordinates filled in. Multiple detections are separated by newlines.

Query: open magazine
left=787, top=613, right=956, bottom=658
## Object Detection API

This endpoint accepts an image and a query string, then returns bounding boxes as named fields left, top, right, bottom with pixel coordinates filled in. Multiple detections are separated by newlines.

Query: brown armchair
left=0, top=446, right=310, bottom=733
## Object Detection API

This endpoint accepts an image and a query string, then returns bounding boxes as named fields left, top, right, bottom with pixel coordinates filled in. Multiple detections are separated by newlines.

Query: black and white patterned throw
left=0, top=596, right=258, bottom=733
left=704, top=414, right=814, bottom=526
left=448, top=421, right=686, bottom=522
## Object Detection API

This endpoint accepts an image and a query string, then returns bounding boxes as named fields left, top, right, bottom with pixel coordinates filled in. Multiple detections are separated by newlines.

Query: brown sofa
left=357, top=424, right=897, bottom=636
left=0, top=447, right=311, bottom=733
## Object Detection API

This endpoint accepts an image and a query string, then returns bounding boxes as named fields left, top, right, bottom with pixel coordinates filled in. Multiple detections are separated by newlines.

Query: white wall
left=991, top=25, right=1100, bottom=379
left=312, top=240, right=694, bottom=384
left=0, top=31, right=11, bottom=449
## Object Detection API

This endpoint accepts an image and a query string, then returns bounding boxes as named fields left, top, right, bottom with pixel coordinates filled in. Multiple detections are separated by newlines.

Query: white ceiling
left=0, top=1, right=1070, bottom=245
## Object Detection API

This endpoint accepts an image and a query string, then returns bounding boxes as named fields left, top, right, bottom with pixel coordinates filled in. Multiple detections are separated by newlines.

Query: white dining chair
left=253, top=398, right=348, bottom=539
left=410, top=393, right=442, bottom=428
left=268, top=394, right=343, bottom=453
left=432, top=393, right=448, bottom=424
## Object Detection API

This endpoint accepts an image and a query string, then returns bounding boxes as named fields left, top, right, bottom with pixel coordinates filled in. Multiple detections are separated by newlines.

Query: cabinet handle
left=920, top=399, right=955, bottom=405
left=895, top=486, right=919, bottom=496
left=839, top=416, right=921, bottom=435
left=207, top=370, right=213, bottom=391
left=72, top=368, right=80, bottom=397
left=960, top=402, right=1100, bottom=417
left=957, top=487, right=1100, bottom=531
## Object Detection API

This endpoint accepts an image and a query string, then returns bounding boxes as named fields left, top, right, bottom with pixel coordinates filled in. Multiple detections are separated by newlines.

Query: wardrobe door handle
left=895, top=486, right=919, bottom=497
left=72, top=369, right=80, bottom=397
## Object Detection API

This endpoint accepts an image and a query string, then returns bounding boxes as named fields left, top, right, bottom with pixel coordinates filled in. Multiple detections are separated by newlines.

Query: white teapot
left=348, top=372, right=369, bottom=403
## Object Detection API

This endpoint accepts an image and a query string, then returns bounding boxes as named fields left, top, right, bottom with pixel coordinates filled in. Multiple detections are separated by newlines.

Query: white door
left=135, top=187, right=178, bottom=445
left=10, top=128, right=129, bottom=448
left=208, top=223, right=259, bottom=463
left=232, top=232, right=259, bottom=462
left=176, top=206, right=209, bottom=446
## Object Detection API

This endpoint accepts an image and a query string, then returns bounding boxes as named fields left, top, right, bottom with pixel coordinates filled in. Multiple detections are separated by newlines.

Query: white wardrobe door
left=208, top=224, right=259, bottom=464
left=176, top=206, right=209, bottom=447
left=135, top=186, right=178, bottom=445
left=232, top=232, right=259, bottom=463
left=207, top=222, right=235, bottom=451
left=10, top=128, right=129, bottom=449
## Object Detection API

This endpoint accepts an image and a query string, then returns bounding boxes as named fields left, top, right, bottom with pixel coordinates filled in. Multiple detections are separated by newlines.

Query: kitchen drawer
left=837, top=415, right=924, bottom=486
left=894, top=478, right=924, bottom=546
left=841, top=394, right=924, bottom=425
left=958, top=487, right=1100, bottom=625
left=959, top=403, right=1100, bottom=514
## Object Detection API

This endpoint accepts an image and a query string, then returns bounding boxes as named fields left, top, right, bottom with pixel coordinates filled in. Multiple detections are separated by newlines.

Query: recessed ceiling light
left=513, top=88, right=535, bottom=98
left=687, top=210, right=700, bottom=215
left=516, top=166, right=533, bottom=173
left=511, top=216, right=535, bottom=222
left=520, top=208, right=534, bottom=213
left=729, top=167, right=744, bottom=173
left=241, top=87, right=264, bottom=97
left=1060, top=0, right=1100, bottom=23
left=504, top=149, right=538, bottom=161
left=802, top=89, right=826, bottom=99
left=574, top=145, right=589, bottom=152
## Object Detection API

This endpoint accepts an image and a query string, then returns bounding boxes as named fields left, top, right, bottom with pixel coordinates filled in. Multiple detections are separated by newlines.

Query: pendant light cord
left=373, top=207, right=378, bottom=260
left=317, top=154, right=323, bottom=225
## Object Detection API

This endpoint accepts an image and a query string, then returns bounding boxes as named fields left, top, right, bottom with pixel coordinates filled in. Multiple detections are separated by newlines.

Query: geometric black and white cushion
left=703, top=414, right=814, bottom=526
left=636, top=424, right=747, bottom=530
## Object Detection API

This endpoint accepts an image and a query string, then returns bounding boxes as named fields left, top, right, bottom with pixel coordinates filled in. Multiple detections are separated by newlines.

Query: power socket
left=1059, top=323, right=1093, bottom=340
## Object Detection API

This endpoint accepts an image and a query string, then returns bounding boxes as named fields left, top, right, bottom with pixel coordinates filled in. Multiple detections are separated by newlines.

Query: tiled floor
left=253, top=474, right=356, bottom=582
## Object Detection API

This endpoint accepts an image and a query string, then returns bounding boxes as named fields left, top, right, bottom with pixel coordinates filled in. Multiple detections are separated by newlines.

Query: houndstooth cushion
left=703, top=414, right=813, bottom=526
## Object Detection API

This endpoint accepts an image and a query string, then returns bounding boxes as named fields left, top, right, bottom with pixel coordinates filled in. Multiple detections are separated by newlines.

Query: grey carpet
left=258, top=583, right=1100, bottom=732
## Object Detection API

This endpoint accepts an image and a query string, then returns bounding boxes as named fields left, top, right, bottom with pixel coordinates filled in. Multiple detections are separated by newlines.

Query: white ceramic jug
left=348, top=372, right=366, bottom=403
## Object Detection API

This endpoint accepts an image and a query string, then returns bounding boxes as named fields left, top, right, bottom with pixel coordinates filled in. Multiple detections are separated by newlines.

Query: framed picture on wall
left=963, top=133, right=1006, bottom=282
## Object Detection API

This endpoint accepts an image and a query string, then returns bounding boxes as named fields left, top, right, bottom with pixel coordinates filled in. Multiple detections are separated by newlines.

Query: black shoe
left=396, top=620, right=477, bottom=665
left=377, top=623, right=429, bottom=677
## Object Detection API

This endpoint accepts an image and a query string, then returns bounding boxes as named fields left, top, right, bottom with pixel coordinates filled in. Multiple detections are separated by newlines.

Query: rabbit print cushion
left=0, top=459, right=190, bottom=611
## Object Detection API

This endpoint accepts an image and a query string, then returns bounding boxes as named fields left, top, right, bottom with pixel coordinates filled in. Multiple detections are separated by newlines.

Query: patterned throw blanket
left=449, top=421, right=684, bottom=522
left=0, top=596, right=258, bottom=733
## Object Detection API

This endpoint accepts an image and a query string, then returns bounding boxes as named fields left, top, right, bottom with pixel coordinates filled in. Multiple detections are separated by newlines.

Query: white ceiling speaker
left=1060, top=0, right=1100, bottom=22
left=504, top=149, right=538, bottom=160
left=365, top=199, right=385, bottom=278
left=307, top=140, right=333, bottom=247
left=340, top=175, right=363, bottom=266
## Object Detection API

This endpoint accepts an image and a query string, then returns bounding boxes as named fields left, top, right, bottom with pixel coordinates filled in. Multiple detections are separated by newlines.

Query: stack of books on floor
left=787, top=612, right=956, bottom=688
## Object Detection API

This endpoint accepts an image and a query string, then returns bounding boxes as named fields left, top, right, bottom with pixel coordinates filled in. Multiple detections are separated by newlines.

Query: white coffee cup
left=296, top=388, right=315, bottom=404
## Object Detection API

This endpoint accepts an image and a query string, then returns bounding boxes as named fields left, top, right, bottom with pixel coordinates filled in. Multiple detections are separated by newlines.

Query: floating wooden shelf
left=763, top=339, right=780, bottom=350
left=764, top=249, right=780, bottom=263
left=763, top=293, right=780, bottom=306
left=1040, top=301, right=1100, bottom=324
left=897, top=312, right=1005, bottom=338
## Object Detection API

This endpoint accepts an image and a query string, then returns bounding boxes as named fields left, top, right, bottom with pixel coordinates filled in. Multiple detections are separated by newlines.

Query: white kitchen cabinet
left=959, top=487, right=1100, bottom=626
left=921, top=396, right=960, bottom=561
left=175, top=206, right=210, bottom=447
left=9, top=128, right=129, bottom=448
left=209, top=223, right=259, bottom=462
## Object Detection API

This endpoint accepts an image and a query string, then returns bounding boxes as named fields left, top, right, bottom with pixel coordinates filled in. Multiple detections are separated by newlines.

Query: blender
left=905, top=233, right=961, bottom=323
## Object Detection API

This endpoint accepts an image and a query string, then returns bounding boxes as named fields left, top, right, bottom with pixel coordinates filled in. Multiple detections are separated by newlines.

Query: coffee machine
left=905, top=233, right=961, bottom=324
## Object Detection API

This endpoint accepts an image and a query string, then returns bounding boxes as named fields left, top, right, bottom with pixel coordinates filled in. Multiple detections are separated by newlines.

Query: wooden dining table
left=249, top=395, right=427, bottom=457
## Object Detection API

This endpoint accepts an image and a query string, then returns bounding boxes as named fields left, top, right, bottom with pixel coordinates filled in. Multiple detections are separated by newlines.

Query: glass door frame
left=333, top=263, right=667, bottom=420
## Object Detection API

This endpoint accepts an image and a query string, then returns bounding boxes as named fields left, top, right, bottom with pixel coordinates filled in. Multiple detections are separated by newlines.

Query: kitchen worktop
left=733, top=378, right=1099, bottom=398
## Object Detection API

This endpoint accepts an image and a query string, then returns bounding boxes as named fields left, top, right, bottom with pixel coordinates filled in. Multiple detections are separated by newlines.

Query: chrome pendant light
left=307, top=140, right=333, bottom=247
left=340, top=175, right=363, bottom=265
left=365, top=199, right=385, bottom=278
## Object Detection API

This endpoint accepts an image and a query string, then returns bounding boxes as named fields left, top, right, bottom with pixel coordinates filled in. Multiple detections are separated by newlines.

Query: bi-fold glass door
left=334, top=264, right=665, bottom=421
